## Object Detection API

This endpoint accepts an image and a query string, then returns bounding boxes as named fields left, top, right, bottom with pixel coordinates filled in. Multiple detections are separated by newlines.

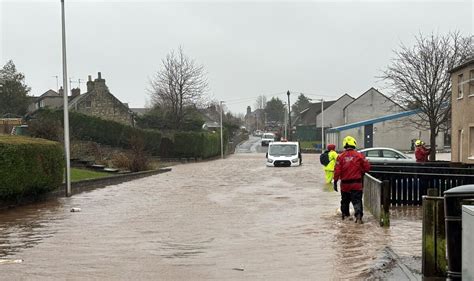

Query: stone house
left=326, top=88, right=444, bottom=151
left=27, top=89, right=64, bottom=113
left=449, top=58, right=474, bottom=164
left=68, top=73, right=134, bottom=126
left=244, top=106, right=264, bottom=132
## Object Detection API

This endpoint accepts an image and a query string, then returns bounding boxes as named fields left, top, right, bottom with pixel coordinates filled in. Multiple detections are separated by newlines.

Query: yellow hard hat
left=343, top=136, right=357, bottom=148
left=415, top=140, right=422, bottom=146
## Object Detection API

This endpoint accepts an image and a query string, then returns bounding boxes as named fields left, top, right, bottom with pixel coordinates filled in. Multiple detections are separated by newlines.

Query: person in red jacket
left=415, top=140, right=431, bottom=162
left=333, top=136, right=371, bottom=223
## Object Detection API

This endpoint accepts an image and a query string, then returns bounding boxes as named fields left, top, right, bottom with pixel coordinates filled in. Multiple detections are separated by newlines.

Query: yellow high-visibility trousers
left=325, top=170, right=334, bottom=184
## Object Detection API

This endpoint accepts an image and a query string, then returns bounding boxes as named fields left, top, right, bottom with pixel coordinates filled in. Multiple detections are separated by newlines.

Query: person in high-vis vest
left=415, top=139, right=431, bottom=162
left=323, top=144, right=338, bottom=184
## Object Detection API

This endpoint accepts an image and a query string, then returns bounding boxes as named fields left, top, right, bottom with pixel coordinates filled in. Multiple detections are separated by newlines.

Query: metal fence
left=371, top=164, right=474, bottom=175
left=369, top=171, right=474, bottom=206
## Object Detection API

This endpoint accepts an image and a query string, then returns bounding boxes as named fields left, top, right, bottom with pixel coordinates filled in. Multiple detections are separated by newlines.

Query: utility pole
left=256, top=114, right=258, bottom=131
left=287, top=90, right=291, bottom=141
left=220, top=101, right=225, bottom=159
left=264, top=112, right=267, bottom=131
left=61, top=0, right=71, bottom=196
left=321, top=98, right=324, bottom=151
left=284, top=103, right=287, bottom=140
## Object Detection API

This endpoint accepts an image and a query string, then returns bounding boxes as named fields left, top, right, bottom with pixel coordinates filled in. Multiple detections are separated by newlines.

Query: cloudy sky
left=1, top=0, right=472, bottom=114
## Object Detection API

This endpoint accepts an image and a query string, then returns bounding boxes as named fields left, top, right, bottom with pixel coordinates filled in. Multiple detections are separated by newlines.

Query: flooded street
left=0, top=137, right=422, bottom=280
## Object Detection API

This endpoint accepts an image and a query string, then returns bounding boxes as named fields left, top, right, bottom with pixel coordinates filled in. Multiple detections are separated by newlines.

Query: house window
left=85, top=101, right=92, bottom=108
left=457, top=74, right=464, bottom=99
left=470, top=70, right=474, bottom=97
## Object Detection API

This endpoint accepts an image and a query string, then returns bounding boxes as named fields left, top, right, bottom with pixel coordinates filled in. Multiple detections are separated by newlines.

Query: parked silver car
left=359, top=147, right=415, bottom=164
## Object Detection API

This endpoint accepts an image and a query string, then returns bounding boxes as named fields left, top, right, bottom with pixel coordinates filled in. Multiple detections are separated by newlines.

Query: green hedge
left=0, top=136, right=64, bottom=201
left=161, top=131, right=227, bottom=159
left=30, top=110, right=161, bottom=155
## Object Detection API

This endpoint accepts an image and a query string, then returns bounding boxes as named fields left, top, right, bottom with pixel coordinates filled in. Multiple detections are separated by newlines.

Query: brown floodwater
left=0, top=140, right=422, bottom=280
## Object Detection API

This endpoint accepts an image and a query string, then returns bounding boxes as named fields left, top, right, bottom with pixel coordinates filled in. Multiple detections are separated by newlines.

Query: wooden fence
left=363, top=174, right=390, bottom=226
left=0, top=118, right=22, bottom=134
left=422, top=191, right=447, bottom=278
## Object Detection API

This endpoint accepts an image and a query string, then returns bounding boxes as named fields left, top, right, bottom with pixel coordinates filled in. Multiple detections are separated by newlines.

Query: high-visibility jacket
left=334, top=149, right=371, bottom=192
left=324, top=150, right=338, bottom=172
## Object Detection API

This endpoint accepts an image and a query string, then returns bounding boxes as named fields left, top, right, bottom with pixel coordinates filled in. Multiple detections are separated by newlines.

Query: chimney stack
left=86, top=75, right=94, bottom=92
left=94, top=71, right=106, bottom=91
left=58, top=86, right=64, bottom=96
left=71, top=88, right=80, bottom=98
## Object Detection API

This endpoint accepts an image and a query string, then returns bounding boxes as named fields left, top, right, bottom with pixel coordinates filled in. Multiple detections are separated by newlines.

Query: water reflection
left=0, top=199, right=65, bottom=257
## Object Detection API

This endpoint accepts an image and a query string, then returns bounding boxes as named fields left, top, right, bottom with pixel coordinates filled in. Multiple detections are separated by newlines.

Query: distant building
left=244, top=106, right=264, bottom=132
left=202, top=121, right=221, bottom=131
left=27, top=89, right=64, bottom=113
left=294, top=99, right=337, bottom=126
left=68, top=72, right=134, bottom=126
left=449, top=58, right=474, bottom=163
left=293, top=99, right=336, bottom=141
left=130, top=108, right=149, bottom=117
left=316, top=94, right=355, bottom=128
left=326, top=88, right=443, bottom=151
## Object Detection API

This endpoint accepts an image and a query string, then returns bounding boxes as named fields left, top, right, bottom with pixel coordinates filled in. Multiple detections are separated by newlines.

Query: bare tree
left=382, top=32, right=472, bottom=160
left=149, top=47, right=208, bottom=129
left=254, top=95, right=267, bottom=110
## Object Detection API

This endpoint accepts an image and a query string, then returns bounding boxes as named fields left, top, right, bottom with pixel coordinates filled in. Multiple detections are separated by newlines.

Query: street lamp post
left=283, top=103, right=287, bottom=140
left=220, top=101, right=224, bottom=159
left=287, top=90, right=291, bottom=141
left=61, top=0, right=71, bottom=196
left=321, top=98, right=324, bottom=150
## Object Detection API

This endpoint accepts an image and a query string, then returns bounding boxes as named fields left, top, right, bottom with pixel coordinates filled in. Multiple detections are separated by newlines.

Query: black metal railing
left=371, top=165, right=474, bottom=175
left=369, top=171, right=474, bottom=206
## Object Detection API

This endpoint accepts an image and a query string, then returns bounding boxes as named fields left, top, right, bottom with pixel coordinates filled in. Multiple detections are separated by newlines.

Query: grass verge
left=70, top=168, right=110, bottom=182
left=299, top=141, right=321, bottom=150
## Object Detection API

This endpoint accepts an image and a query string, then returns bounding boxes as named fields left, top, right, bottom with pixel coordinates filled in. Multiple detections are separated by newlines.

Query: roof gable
left=41, top=89, right=60, bottom=98
left=344, top=87, right=404, bottom=111
left=68, top=88, right=130, bottom=113
left=298, top=99, right=337, bottom=125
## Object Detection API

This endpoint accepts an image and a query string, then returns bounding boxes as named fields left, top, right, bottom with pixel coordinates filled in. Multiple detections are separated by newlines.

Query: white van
left=261, top=132, right=275, bottom=146
left=266, top=141, right=301, bottom=167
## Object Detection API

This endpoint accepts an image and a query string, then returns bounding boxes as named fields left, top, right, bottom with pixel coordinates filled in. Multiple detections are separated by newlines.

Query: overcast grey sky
left=1, top=0, right=473, bottom=114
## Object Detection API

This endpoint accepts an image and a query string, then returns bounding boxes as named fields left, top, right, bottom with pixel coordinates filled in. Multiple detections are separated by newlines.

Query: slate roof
left=296, top=100, right=337, bottom=126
